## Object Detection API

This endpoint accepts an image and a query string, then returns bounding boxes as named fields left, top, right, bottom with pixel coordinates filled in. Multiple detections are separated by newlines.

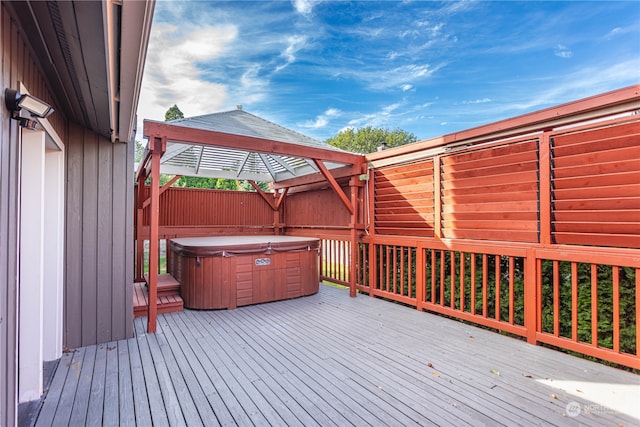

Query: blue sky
left=138, top=0, right=640, bottom=142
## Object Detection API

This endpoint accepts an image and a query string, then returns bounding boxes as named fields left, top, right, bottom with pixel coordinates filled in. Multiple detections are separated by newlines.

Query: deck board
left=34, top=285, right=639, bottom=426
left=86, top=344, right=107, bottom=426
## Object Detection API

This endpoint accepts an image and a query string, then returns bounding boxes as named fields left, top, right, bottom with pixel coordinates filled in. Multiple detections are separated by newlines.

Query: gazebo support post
left=349, top=176, right=360, bottom=298
left=147, top=136, right=166, bottom=333
left=249, top=181, right=289, bottom=235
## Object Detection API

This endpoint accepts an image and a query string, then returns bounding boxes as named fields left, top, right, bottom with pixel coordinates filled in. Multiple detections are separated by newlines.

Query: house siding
left=2, top=2, right=136, bottom=422
left=65, top=123, right=134, bottom=349
left=1, top=5, right=63, bottom=424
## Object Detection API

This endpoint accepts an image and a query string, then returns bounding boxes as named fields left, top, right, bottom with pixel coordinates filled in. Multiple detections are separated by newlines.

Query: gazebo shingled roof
left=150, top=108, right=353, bottom=183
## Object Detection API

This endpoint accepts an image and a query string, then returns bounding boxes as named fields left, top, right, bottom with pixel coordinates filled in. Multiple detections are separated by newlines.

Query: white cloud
left=603, top=25, right=636, bottom=40
left=275, top=35, right=309, bottom=72
left=367, top=63, right=442, bottom=91
left=462, top=98, right=492, bottom=104
left=137, top=23, right=238, bottom=134
left=401, top=84, right=413, bottom=92
left=605, top=27, right=623, bottom=39
left=301, top=108, right=342, bottom=129
left=554, top=44, right=573, bottom=58
left=347, top=102, right=402, bottom=128
left=292, top=0, right=318, bottom=18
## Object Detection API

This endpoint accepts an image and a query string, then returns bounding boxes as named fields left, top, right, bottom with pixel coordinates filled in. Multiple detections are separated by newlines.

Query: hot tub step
left=143, top=273, right=181, bottom=297
left=133, top=282, right=183, bottom=318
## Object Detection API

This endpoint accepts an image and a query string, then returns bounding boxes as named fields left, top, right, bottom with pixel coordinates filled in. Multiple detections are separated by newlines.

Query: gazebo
left=136, top=108, right=366, bottom=332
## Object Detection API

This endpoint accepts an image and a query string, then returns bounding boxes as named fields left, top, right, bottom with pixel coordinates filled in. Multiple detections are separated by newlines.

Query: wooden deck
left=35, top=285, right=638, bottom=426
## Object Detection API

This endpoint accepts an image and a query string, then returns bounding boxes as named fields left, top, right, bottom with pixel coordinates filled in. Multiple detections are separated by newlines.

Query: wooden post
left=349, top=177, right=359, bottom=297
left=539, top=132, right=552, bottom=246
left=524, top=248, right=538, bottom=344
left=367, top=168, right=376, bottom=297
left=433, top=155, right=442, bottom=239
left=135, top=175, right=145, bottom=282
left=274, top=188, right=288, bottom=235
left=147, top=136, right=165, bottom=333
left=415, top=243, right=425, bottom=310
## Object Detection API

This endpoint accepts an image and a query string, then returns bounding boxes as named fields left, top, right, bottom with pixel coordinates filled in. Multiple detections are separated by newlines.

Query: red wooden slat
left=553, top=233, right=640, bottom=249
left=551, top=121, right=639, bottom=147
left=442, top=159, right=538, bottom=180
left=553, top=145, right=639, bottom=168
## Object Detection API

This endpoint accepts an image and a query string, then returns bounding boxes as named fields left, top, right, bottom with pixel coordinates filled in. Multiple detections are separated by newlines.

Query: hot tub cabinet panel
left=169, top=236, right=320, bottom=309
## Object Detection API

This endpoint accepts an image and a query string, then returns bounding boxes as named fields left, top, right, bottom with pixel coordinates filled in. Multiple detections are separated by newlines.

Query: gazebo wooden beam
left=275, top=187, right=288, bottom=210
left=143, top=120, right=366, bottom=165
left=249, top=180, right=276, bottom=210
left=314, top=159, right=354, bottom=215
left=272, top=164, right=360, bottom=190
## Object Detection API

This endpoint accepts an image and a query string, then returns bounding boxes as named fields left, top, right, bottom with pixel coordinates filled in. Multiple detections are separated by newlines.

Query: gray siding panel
left=65, top=124, right=84, bottom=348
left=112, top=140, right=134, bottom=340
left=96, top=139, right=113, bottom=344
left=65, top=123, right=134, bottom=348
left=81, top=129, right=98, bottom=346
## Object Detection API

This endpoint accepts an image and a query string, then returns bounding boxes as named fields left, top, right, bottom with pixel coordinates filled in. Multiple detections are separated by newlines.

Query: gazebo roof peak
left=166, top=108, right=346, bottom=154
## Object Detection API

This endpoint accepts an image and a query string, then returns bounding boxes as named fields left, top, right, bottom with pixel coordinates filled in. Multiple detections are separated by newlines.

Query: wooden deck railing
left=353, top=237, right=639, bottom=369
left=319, top=238, right=351, bottom=286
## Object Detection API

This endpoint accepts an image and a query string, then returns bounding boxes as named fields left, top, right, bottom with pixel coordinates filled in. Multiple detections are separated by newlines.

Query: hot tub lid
left=170, top=235, right=320, bottom=257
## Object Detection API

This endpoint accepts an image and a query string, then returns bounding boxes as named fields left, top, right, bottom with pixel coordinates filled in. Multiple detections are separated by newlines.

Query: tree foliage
left=165, top=104, right=184, bottom=121
left=326, top=126, right=417, bottom=154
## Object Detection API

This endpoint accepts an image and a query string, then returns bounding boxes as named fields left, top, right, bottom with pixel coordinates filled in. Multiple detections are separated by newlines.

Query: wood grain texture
left=35, top=285, right=639, bottom=427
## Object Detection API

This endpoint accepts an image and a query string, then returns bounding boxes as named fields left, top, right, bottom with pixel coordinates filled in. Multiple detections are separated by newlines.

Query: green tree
left=326, top=126, right=417, bottom=154
left=165, top=104, right=184, bottom=121
left=135, top=140, right=145, bottom=163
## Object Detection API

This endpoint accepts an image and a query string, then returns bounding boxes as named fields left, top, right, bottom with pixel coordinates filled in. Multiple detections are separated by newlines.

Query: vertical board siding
left=65, top=123, right=134, bottom=348
left=1, top=5, right=67, bottom=424
left=550, top=120, right=640, bottom=248
left=440, top=138, right=540, bottom=242
left=374, top=159, right=435, bottom=236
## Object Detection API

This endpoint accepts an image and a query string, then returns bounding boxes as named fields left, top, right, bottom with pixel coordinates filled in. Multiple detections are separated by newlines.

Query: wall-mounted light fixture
left=4, top=88, right=54, bottom=129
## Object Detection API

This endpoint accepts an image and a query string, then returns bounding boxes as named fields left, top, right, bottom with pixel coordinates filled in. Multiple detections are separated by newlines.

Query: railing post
left=415, top=244, right=424, bottom=310
left=524, top=248, right=538, bottom=344
left=348, top=177, right=360, bottom=297
left=539, top=132, right=552, bottom=246
left=433, top=155, right=442, bottom=239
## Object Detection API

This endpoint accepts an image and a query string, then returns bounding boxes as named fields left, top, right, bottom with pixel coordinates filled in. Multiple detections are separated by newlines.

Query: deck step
left=143, top=273, right=181, bottom=297
left=133, top=281, right=183, bottom=318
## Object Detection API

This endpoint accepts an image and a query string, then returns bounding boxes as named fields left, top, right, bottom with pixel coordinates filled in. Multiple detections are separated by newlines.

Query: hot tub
left=168, top=236, right=320, bottom=309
